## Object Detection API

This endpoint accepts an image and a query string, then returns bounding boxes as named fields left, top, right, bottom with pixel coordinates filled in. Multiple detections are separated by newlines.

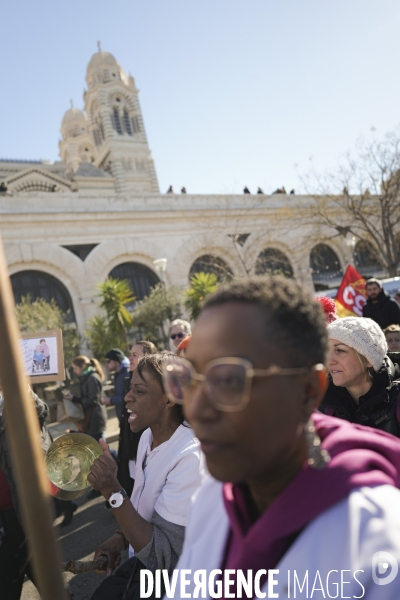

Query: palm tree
left=96, top=278, right=135, bottom=351
left=184, top=272, right=218, bottom=321
left=98, top=278, right=135, bottom=326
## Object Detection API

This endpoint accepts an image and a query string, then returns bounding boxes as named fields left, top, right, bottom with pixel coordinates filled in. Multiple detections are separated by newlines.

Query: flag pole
left=0, top=234, right=68, bottom=599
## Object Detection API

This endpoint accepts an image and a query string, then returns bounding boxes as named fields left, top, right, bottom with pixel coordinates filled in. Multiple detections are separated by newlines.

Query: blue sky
left=1, top=0, right=400, bottom=194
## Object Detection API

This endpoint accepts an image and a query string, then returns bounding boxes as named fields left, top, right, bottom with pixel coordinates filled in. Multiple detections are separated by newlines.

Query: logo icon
left=372, top=552, right=398, bottom=586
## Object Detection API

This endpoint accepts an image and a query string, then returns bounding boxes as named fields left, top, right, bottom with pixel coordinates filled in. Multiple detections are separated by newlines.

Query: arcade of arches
left=9, top=246, right=351, bottom=335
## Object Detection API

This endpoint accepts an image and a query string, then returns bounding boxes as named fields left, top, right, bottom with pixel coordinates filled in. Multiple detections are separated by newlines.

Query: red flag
left=335, top=265, right=367, bottom=317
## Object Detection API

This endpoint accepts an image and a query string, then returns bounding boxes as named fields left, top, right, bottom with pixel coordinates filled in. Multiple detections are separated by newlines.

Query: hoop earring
left=304, top=419, right=330, bottom=470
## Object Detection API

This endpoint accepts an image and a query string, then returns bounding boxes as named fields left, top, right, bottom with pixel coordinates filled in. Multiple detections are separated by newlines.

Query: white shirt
left=128, top=459, right=136, bottom=480
left=129, top=424, right=204, bottom=557
left=171, top=477, right=400, bottom=599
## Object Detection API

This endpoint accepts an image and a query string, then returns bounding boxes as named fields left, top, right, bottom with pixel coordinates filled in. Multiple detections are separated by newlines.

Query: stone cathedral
left=0, top=47, right=369, bottom=333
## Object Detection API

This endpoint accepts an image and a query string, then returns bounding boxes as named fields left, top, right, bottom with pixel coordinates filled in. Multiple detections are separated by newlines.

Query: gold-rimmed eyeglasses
left=162, top=356, right=325, bottom=412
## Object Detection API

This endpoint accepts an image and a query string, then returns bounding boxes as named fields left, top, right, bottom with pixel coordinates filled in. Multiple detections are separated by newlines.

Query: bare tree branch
left=297, top=128, right=400, bottom=276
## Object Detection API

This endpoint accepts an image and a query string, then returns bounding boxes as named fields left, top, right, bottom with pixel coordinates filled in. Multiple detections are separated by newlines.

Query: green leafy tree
left=132, top=283, right=183, bottom=347
left=15, top=296, right=80, bottom=367
left=85, top=278, right=135, bottom=358
left=184, top=272, right=218, bottom=321
left=84, top=315, right=123, bottom=360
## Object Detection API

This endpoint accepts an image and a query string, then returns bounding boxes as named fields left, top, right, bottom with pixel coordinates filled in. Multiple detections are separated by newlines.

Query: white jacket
left=169, top=477, right=400, bottom=599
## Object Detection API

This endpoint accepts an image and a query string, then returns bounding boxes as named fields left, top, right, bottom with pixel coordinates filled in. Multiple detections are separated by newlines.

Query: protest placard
left=20, top=329, right=65, bottom=383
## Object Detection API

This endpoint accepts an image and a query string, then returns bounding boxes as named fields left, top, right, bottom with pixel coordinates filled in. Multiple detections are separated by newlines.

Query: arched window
left=109, top=262, right=160, bottom=301
left=99, top=119, right=105, bottom=141
left=92, top=111, right=105, bottom=147
left=310, top=244, right=343, bottom=287
left=14, top=182, right=59, bottom=193
left=132, top=116, right=141, bottom=133
left=112, top=108, right=123, bottom=134
left=189, top=255, right=232, bottom=281
left=11, top=270, right=75, bottom=321
left=354, top=240, right=380, bottom=272
left=93, top=130, right=101, bottom=146
left=123, top=110, right=132, bottom=135
left=255, top=248, right=293, bottom=278
left=110, top=95, right=140, bottom=137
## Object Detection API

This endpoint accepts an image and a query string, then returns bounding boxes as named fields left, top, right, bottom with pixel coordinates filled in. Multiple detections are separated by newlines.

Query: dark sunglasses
left=170, top=332, right=185, bottom=340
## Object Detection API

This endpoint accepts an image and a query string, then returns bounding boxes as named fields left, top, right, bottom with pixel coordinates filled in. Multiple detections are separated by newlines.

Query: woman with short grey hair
left=169, top=319, right=191, bottom=352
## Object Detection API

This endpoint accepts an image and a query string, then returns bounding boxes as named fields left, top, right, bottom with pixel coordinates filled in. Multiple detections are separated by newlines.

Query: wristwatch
left=105, top=488, right=128, bottom=510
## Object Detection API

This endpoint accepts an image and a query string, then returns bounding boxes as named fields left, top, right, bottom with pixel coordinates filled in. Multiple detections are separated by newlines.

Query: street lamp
left=153, top=258, right=167, bottom=283
left=335, top=227, right=356, bottom=263
left=342, top=233, right=356, bottom=268
left=344, top=234, right=356, bottom=252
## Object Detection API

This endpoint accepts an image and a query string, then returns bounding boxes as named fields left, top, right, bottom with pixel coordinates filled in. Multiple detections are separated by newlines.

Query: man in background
left=393, top=289, right=400, bottom=309
left=102, top=348, right=129, bottom=424
left=362, top=278, right=400, bottom=329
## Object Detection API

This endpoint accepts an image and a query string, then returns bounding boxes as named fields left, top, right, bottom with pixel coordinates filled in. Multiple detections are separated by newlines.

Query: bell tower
left=83, top=43, right=159, bottom=194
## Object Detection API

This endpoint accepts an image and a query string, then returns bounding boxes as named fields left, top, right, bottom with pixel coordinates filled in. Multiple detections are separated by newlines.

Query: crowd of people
left=2, top=276, right=400, bottom=598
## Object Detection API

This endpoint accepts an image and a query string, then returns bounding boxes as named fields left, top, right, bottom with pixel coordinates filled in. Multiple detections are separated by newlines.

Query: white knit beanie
left=327, top=317, right=387, bottom=371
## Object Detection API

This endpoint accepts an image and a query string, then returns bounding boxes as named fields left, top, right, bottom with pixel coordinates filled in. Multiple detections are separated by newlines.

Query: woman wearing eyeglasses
left=162, top=277, right=400, bottom=599
left=88, top=353, right=204, bottom=600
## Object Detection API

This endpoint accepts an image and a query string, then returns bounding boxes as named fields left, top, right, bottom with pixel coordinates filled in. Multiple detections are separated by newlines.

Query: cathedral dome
left=85, top=46, right=126, bottom=87
left=61, top=106, right=87, bottom=139
left=87, top=50, right=118, bottom=74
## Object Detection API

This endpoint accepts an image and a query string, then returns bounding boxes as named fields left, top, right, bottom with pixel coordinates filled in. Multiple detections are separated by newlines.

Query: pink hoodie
left=222, top=413, right=400, bottom=595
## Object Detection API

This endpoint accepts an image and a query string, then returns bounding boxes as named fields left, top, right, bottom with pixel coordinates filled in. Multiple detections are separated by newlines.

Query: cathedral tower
left=59, top=102, right=96, bottom=178
left=60, top=44, right=159, bottom=194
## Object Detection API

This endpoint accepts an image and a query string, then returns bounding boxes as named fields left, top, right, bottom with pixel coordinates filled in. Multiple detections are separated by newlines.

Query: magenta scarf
left=222, top=413, right=400, bottom=592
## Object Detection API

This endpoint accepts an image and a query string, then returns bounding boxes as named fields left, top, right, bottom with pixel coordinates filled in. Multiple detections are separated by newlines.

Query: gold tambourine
left=46, top=433, right=102, bottom=500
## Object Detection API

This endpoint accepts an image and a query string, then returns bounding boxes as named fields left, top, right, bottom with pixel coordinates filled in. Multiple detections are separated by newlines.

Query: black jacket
left=110, top=363, right=130, bottom=422
left=362, top=289, right=400, bottom=329
left=73, top=370, right=107, bottom=435
left=319, top=354, right=400, bottom=437
left=0, top=390, right=51, bottom=524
